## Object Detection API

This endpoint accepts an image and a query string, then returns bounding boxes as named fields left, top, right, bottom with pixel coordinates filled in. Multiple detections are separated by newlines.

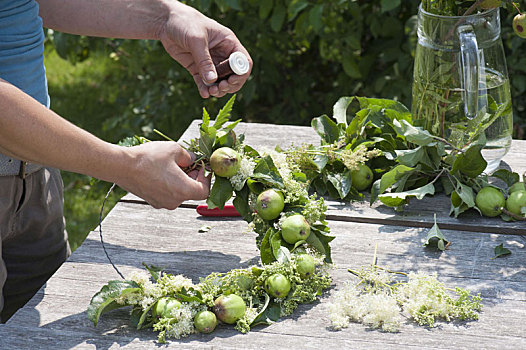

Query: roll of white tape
left=229, top=52, right=250, bottom=75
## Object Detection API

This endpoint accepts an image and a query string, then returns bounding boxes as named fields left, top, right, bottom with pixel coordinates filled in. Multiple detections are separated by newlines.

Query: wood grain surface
left=2, top=121, right=525, bottom=350
left=1, top=203, right=525, bottom=349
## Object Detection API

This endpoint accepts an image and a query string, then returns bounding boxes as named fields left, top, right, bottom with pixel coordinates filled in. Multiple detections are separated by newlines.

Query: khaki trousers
left=0, top=167, right=70, bottom=322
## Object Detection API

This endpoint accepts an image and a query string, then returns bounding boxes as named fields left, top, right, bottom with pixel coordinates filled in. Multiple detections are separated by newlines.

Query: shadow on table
left=374, top=223, right=526, bottom=303
left=8, top=243, right=323, bottom=349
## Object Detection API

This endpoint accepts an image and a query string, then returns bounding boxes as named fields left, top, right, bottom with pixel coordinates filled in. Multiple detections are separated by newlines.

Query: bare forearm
left=0, top=80, right=131, bottom=183
left=36, top=0, right=174, bottom=39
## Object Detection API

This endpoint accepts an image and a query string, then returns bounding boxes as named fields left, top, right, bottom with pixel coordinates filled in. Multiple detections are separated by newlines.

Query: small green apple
left=281, top=215, right=310, bottom=244
left=351, top=164, right=374, bottom=191
left=255, top=189, right=285, bottom=220
left=513, top=13, right=526, bottom=39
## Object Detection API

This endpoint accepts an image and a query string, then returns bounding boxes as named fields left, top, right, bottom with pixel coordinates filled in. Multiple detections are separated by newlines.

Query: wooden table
left=1, top=121, right=526, bottom=349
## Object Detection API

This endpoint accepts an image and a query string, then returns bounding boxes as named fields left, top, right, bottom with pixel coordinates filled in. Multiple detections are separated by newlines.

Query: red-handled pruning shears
left=196, top=204, right=240, bottom=217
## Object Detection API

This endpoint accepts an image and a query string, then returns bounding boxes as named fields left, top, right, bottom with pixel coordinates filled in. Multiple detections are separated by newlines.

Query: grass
left=45, top=46, right=128, bottom=251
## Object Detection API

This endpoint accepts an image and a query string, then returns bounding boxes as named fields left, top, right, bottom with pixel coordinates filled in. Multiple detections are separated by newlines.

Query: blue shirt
left=0, top=0, right=49, bottom=107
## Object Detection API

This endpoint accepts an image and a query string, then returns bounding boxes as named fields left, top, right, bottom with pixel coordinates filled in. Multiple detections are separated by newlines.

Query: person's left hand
left=158, top=2, right=252, bottom=99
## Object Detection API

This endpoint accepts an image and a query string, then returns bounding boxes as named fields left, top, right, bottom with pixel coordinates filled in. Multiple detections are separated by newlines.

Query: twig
left=501, top=207, right=526, bottom=221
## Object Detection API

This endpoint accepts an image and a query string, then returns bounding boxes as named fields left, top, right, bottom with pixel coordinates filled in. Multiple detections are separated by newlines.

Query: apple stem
left=512, top=2, right=522, bottom=15
left=501, top=207, right=526, bottom=221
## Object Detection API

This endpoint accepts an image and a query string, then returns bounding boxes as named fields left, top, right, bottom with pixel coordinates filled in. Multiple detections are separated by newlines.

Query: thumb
left=189, top=39, right=217, bottom=85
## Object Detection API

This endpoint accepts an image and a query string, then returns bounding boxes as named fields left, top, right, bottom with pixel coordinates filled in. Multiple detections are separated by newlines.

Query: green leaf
left=311, top=115, right=341, bottom=144
left=342, top=54, right=362, bottom=79
left=175, top=287, right=205, bottom=304
left=287, top=0, right=308, bottom=21
left=326, top=170, right=352, bottom=199
left=251, top=155, right=284, bottom=188
left=379, top=165, right=415, bottom=193
left=260, top=228, right=276, bottom=265
left=199, top=128, right=215, bottom=159
left=381, top=0, right=400, bottom=12
left=379, top=183, right=435, bottom=207
left=424, top=214, right=449, bottom=251
left=87, top=280, right=141, bottom=326
left=451, top=144, right=487, bottom=178
left=492, top=169, right=520, bottom=187
left=309, top=4, right=324, bottom=34
left=233, top=186, right=252, bottom=221
left=392, top=119, right=434, bottom=146
left=213, top=94, right=236, bottom=129
left=492, top=243, right=511, bottom=259
left=250, top=294, right=281, bottom=326
left=136, top=303, right=155, bottom=330
left=259, top=0, right=274, bottom=19
left=142, top=263, right=163, bottom=282
left=207, top=176, right=233, bottom=210
left=333, top=96, right=356, bottom=126
left=270, top=4, right=286, bottom=32
left=395, top=147, right=426, bottom=167
left=306, top=226, right=335, bottom=263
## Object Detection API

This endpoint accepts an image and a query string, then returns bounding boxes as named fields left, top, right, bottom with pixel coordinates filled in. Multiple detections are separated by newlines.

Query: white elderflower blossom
left=360, top=293, right=401, bottom=332
left=154, top=302, right=205, bottom=341
left=158, top=274, right=195, bottom=295
left=327, top=281, right=401, bottom=332
left=230, top=155, right=256, bottom=191
left=128, top=270, right=151, bottom=286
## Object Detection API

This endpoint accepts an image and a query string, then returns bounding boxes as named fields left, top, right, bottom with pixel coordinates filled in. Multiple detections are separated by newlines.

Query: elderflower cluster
left=153, top=301, right=205, bottom=342
left=301, top=195, right=327, bottom=225
left=327, top=266, right=482, bottom=332
left=158, top=273, right=195, bottom=295
left=116, top=270, right=162, bottom=309
left=327, top=281, right=401, bottom=332
left=262, top=148, right=309, bottom=204
left=335, top=146, right=382, bottom=171
left=397, top=272, right=482, bottom=326
left=230, top=154, right=256, bottom=191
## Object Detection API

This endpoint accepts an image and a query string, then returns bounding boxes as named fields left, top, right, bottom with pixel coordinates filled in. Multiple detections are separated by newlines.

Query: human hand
left=158, top=1, right=252, bottom=98
left=116, top=141, right=210, bottom=210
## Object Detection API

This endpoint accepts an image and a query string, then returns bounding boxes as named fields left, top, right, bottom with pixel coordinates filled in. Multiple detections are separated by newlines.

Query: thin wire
left=98, top=183, right=125, bottom=279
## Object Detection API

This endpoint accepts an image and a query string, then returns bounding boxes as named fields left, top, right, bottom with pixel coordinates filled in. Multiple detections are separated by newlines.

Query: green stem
left=153, top=129, right=175, bottom=142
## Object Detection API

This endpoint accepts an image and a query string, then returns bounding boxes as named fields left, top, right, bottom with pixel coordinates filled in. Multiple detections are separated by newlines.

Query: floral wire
left=98, top=183, right=125, bottom=279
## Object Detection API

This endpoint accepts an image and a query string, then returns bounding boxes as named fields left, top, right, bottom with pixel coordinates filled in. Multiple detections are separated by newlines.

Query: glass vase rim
left=418, top=3, right=499, bottom=20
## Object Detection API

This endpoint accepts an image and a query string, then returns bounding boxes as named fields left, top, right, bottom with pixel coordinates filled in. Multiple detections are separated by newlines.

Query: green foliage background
left=45, top=0, right=526, bottom=250
left=50, top=0, right=526, bottom=139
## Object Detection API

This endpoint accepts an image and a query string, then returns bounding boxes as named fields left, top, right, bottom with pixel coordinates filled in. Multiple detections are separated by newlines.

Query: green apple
left=351, top=164, right=373, bottom=191
left=509, top=182, right=526, bottom=194
left=194, top=310, right=217, bottom=333
left=506, top=190, right=526, bottom=217
left=475, top=187, right=505, bottom=217
left=213, top=294, right=246, bottom=324
left=152, top=297, right=181, bottom=319
left=265, top=273, right=291, bottom=298
left=281, top=214, right=310, bottom=244
left=255, top=189, right=285, bottom=220
left=210, top=147, right=241, bottom=177
left=295, top=254, right=315, bottom=279
left=513, top=13, right=526, bottom=39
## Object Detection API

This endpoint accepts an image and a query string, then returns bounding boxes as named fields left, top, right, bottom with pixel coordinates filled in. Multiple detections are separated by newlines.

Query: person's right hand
left=116, top=141, right=210, bottom=209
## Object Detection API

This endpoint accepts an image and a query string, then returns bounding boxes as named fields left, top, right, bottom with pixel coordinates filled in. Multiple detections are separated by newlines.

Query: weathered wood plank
left=122, top=120, right=526, bottom=234
left=2, top=203, right=526, bottom=349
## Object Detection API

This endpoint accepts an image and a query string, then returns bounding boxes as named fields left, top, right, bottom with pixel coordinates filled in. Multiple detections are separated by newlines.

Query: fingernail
left=205, top=71, right=217, bottom=82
